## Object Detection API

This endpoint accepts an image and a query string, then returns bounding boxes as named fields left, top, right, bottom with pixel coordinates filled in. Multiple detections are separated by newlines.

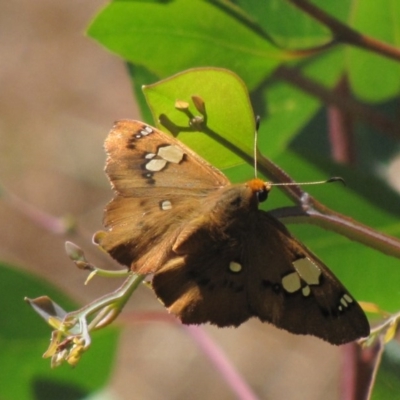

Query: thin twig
left=2, top=187, right=70, bottom=234
left=287, top=0, right=400, bottom=62
left=270, top=205, right=400, bottom=260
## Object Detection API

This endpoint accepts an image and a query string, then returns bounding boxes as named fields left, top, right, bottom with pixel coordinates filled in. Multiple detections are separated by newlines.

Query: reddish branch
left=288, top=0, right=400, bottom=62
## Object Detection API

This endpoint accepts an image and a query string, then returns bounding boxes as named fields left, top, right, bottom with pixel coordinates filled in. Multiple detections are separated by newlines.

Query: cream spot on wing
left=145, top=153, right=155, bottom=159
left=293, top=258, right=321, bottom=285
left=343, top=294, right=353, bottom=303
left=302, top=285, right=311, bottom=297
left=160, top=200, right=172, bottom=210
left=282, top=272, right=301, bottom=293
left=229, top=261, right=242, bottom=273
left=141, top=126, right=153, bottom=136
left=145, top=159, right=167, bottom=172
left=340, top=297, right=348, bottom=307
left=338, top=305, right=343, bottom=311
left=157, top=145, right=184, bottom=163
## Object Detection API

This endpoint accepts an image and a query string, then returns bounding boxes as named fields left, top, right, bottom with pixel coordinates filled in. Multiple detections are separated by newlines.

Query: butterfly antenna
left=254, top=116, right=261, bottom=179
left=271, top=176, right=346, bottom=187
left=252, top=117, right=344, bottom=188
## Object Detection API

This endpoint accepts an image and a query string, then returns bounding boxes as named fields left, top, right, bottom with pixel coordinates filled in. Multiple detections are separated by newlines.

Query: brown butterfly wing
left=97, top=120, right=229, bottom=272
left=151, top=187, right=369, bottom=345
left=247, top=211, right=370, bottom=344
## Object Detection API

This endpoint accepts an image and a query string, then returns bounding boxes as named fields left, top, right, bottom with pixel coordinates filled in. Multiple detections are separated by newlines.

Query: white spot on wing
left=340, top=297, right=348, bottom=307
left=302, top=285, right=311, bottom=297
left=141, top=126, right=153, bottom=136
left=158, top=145, right=184, bottom=163
left=161, top=200, right=172, bottom=210
left=145, top=159, right=167, bottom=172
left=343, top=294, right=353, bottom=303
left=229, top=261, right=242, bottom=273
left=145, top=153, right=155, bottom=159
left=293, top=258, right=321, bottom=285
left=282, top=272, right=301, bottom=293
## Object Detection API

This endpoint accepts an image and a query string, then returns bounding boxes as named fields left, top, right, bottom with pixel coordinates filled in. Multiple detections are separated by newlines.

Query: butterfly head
left=246, top=178, right=272, bottom=203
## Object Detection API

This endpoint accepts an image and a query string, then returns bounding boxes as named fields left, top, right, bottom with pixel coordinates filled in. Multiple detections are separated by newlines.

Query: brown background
left=0, top=1, right=343, bottom=399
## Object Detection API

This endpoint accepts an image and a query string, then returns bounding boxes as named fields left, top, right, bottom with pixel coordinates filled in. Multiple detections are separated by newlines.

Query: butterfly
left=96, top=119, right=370, bottom=345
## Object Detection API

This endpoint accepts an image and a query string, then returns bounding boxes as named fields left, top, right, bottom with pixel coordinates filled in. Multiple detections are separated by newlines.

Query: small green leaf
left=143, top=68, right=255, bottom=169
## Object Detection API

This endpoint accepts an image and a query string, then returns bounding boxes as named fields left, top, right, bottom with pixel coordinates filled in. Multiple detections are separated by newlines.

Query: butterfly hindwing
left=151, top=192, right=369, bottom=345
left=247, top=212, right=370, bottom=345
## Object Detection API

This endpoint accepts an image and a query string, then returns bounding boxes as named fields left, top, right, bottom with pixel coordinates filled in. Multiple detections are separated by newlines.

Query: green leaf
left=87, top=0, right=287, bottom=90
left=347, top=0, right=400, bottom=102
left=127, top=63, right=160, bottom=123
left=234, top=0, right=333, bottom=48
left=0, top=263, right=119, bottom=400
left=143, top=67, right=255, bottom=169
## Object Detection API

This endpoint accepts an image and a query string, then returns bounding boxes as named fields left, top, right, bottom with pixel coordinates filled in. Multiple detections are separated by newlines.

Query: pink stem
left=123, top=312, right=259, bottom=400
left=341, top=343, right=356, bottom=400
left=183, top=325, right=259, bottom=400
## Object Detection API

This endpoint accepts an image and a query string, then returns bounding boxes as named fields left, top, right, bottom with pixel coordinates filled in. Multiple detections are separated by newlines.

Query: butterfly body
left=97, top=120, right=370, bottom=345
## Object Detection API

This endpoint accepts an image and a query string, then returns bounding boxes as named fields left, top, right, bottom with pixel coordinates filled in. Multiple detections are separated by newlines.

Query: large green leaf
left=234, top=0, right=333, bottom=47
left=0, top=264, right=119, bottom=400
left=87, top=0, right=287, bottom=90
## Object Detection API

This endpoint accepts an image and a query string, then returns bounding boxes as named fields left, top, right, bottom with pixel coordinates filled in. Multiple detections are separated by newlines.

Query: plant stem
left=287, top=0, right=400, bottom=62
left=327, top=76, right=356, bottom=165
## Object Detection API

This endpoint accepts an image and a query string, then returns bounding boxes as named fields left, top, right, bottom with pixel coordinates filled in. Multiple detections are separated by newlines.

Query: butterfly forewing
left=99, top=120, right=229, bottom=271
left=105, top=120, right=229, bottom=194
